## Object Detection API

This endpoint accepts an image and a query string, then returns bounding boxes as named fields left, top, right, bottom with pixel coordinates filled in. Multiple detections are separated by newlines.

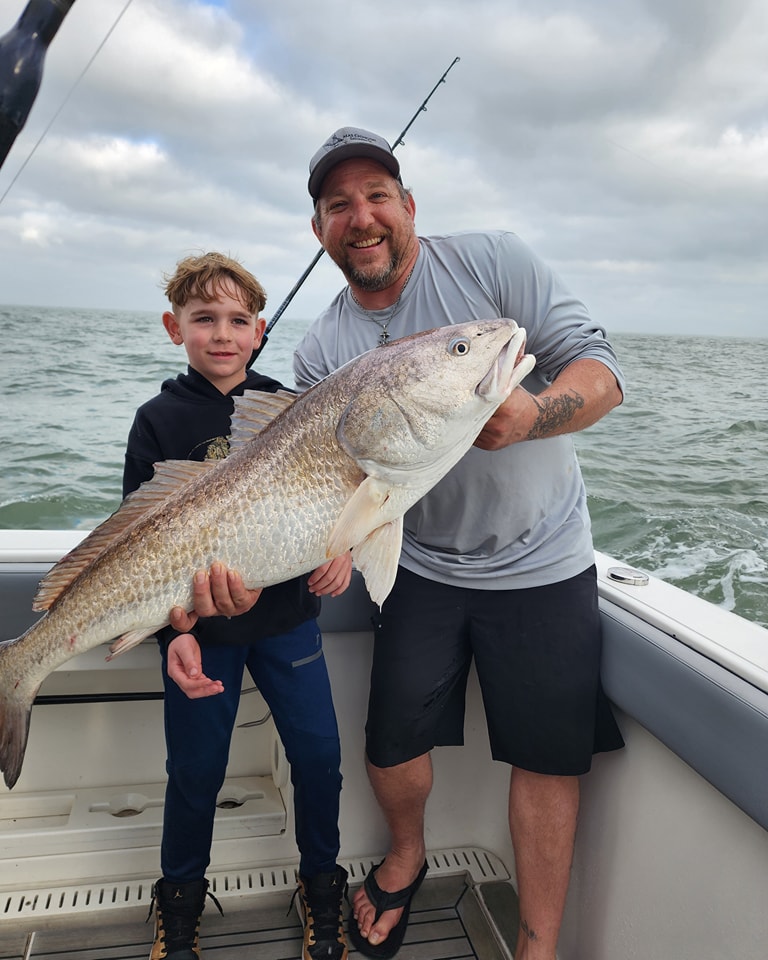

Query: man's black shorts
left=365, top=565, right=624, bottom=775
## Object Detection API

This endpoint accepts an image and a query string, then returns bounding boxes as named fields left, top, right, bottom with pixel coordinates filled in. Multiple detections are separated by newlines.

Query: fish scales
left=0, top=319, right=535, bottom=788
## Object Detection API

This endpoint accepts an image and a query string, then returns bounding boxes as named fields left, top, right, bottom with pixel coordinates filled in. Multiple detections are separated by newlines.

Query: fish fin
left=106, top=628, right=158, bottom=660
left=352, top=516, right=404, bottom=608
left=0, top=658, right=38, bottom=790
left=327, top=476, right=392, bottom=556
left=229, top=389, right=296, bottom=450
left=140, top=459, right=217, bottom=494
left=33, top=460, right=215, bottom=611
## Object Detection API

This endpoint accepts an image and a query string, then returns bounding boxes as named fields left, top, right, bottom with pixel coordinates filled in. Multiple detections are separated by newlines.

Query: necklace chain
left=350, top=266, right=415, bottom=346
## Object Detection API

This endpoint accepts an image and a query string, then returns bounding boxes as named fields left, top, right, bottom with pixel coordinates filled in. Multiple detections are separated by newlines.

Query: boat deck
left=2, top=853, right=520, bottom=960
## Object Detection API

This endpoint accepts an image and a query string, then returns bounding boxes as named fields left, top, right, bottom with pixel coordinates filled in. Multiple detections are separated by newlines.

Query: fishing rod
left=251, top=55, right=461, bottom=363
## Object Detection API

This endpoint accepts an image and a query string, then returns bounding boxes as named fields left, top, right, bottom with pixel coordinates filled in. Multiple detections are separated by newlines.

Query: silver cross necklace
left=349, top=265, right=415, bottom=346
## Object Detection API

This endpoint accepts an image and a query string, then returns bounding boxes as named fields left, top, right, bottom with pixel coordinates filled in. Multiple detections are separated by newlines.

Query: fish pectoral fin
left=352, top=516, right=404, bottom=608
left=229, top=389, right=296, bottom=450
left=327, top=476, right=392, bottom=556
left=33, top=459, right=215, bottom=612
left=106, top=628, right=158, bottom=661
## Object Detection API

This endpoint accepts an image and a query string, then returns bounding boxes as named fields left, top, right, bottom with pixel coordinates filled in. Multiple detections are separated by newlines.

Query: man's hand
left=169, top=563, right=263, bottom=633
left=474, top=387, right=537, bottom=450
left=166, top=633, right=225, bottom=699
left=474, top=359, right=622, bottom=451
left=308, top=553, right=353, bottom=597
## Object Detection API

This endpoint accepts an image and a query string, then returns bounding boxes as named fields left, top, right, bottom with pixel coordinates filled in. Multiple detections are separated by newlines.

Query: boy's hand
left=169, top=563, right=263, bottom=632
left=308, top=553, right=353, bottom=597
left=166, top=633, right=225, bottom=699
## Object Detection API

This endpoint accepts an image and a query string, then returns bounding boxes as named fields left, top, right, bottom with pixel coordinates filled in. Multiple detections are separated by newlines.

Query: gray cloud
left=0, top=0, right=765, bottom=336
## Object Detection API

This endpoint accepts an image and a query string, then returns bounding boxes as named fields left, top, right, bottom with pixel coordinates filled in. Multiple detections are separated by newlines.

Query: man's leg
left=351, top=752, right=432, bottom=947
left=509, top=768, right=579, bottom=960
left=354, top=569, right=470, bottom=950
left=469, top=569, right=620, bottom=959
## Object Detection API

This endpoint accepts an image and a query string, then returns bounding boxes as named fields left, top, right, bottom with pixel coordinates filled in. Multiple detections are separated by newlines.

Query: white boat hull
left=1, top=530, right=767, bottom=958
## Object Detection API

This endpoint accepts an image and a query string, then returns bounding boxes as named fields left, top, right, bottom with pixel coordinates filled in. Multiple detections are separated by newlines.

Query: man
left=292, top=127, right=626, bottom=960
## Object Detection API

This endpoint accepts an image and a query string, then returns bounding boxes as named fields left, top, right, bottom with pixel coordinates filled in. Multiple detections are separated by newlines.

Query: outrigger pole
left=251, top=55, right=461, bottom=362
left=0, top=0, right=79, bottom=172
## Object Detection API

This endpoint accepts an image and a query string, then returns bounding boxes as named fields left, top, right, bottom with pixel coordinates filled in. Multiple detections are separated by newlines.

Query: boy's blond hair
left=163, top=252, right=267, bottom=315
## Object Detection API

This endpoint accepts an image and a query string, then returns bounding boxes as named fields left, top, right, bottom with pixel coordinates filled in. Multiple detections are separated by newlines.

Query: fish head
left=337, top=319, right=536, bottom=486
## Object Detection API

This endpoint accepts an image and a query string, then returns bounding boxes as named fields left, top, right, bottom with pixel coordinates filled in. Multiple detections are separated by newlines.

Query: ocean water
left=1, top=305, right=766, bottom=627
left=576, top=333, right=767, bottom=628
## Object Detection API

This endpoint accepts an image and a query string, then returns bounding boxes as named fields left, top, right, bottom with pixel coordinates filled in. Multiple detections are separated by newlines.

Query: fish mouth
left=478, top=323, right=535, bottom=400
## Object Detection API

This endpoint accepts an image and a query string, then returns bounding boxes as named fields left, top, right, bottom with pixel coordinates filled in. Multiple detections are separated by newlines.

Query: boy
left=124, top=252, right=351, bottom=960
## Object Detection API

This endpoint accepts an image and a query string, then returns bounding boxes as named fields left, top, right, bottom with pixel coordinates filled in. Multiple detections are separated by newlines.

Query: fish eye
left=449, top=337, right=471, bottom=356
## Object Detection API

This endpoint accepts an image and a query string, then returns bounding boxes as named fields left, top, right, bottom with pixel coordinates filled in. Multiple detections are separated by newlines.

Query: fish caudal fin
left=0, top=680, right=37, bottom=790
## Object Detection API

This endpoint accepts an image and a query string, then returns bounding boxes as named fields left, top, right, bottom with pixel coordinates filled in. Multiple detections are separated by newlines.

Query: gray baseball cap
left=308, top=126, right=401, bottom=200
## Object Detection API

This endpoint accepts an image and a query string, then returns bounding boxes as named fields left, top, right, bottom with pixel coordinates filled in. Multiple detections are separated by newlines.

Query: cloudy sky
left=1, top=0, right=766, bottom=337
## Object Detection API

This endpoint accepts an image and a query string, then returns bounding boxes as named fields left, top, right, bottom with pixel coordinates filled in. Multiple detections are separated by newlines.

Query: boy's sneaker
left=295, top=865, right=349, bottom=960
left=147, top=877, right=220, bottom=959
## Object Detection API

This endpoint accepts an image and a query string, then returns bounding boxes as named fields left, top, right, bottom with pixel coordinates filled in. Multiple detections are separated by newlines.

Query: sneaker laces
left=146, top=881, right=224, bottom=950
left=308, top=890, right=344, bottom=942
left=290, top=868, right=349, bottom=950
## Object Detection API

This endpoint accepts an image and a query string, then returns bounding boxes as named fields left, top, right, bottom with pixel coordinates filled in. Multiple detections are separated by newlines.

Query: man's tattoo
left=521, top=918, right=538, bottom=941
left=527, top=391, right=585, bottom=440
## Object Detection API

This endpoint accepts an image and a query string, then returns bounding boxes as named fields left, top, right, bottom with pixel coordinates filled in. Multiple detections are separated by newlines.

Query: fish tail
left=0, top=638, right=38, bottom=790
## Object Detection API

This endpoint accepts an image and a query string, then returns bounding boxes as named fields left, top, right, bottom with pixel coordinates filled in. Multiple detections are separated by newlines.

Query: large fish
left=0, top=319, right=534, bottom=788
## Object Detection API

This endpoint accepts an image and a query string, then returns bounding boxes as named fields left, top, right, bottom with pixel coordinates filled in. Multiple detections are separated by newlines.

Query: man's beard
left=345, top=254, right=402, bottom=292
left=336, top=230, right=406, bottom=293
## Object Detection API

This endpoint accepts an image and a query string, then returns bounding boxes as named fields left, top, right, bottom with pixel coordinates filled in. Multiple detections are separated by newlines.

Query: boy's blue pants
left=159, top=619, right=342, bottom=882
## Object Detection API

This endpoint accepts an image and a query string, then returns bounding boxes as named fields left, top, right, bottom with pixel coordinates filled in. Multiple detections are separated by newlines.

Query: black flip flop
left=348, top=859, right=428, bottom=959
